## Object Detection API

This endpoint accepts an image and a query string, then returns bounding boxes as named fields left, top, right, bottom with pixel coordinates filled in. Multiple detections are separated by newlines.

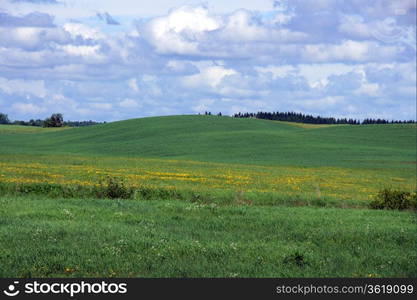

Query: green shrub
left=1, top=182, right=94, bottom=198
left=15, top=182, right=64, bottom=196
left=369, top=189, right=416, bottom=210
left=283, top=251, right=309, bottom=267
left=135, top=185, right=180, bottom=200
left=95, top=176, right=134, bottom=199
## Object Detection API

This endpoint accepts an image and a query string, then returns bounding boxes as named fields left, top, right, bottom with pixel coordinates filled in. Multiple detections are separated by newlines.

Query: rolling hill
left=0, top=115, right=415, bottom=169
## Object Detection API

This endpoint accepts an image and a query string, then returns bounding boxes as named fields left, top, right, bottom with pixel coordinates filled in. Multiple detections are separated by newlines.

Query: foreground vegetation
left=0, top=195, right=415, bottom=278
left=1, top=153, right=413, bottom=208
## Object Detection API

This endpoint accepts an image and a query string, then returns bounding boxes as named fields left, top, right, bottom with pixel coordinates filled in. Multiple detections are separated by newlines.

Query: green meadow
left=0, top=115, right=416, bottom=277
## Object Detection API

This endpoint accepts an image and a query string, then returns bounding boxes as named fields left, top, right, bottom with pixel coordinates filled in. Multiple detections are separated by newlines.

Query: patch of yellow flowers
left=0, top=156, right=415, bottom=201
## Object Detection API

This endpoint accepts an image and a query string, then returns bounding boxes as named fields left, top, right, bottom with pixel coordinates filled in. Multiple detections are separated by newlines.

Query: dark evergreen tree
left=233, top=111, right=414, bottom=125
left=0, top=113, right=10, bottom=124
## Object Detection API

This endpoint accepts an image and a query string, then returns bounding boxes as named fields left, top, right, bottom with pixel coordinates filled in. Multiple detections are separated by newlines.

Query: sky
left=0, top=0, right=415, bottom=122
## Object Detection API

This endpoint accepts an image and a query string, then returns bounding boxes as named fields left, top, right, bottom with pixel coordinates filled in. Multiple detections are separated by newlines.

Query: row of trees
left=199, top=112, right=223, bottom=116
left=233, top=111, right=416, bottom=125
left=0, top=113, right=102, bottom=127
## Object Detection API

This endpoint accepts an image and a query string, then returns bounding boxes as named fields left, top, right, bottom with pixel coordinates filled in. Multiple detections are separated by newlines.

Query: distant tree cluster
left=202, top=111, right=223, bottom=116
left=12, top=119, right=44, bottom=126
left=233, top=111, right=416, bottom=125
left=43, top=113, right=64, bottom=127
left=0, top=113, right=10, bottom=124
left=0, top=113, right=102, bottom=127
left=64, top=120, right=105, bottom=127
left=361, top=118, right=415, bottom=125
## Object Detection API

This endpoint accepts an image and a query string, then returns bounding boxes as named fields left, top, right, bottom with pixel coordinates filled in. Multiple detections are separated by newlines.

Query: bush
left=135, top=185, right=182, bottom=200
left=369, top=189, right=416, bottom=210
left=283, top=251, right=309, bottom=267
left=0, top=113, right=10, bottom=124
left=95, top=176, right=134, bottom=199
left=8, top=182, right=94, bottom=198
left=43, top=113, right=64, bottom=127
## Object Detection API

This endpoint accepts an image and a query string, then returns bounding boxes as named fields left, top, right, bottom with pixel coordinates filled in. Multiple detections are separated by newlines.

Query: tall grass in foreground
left=1, top=179, right=415, bottom=210
left=0, top=195, right=415, bottom=278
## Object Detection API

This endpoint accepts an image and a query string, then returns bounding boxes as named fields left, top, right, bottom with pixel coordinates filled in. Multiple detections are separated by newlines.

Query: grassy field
left=0, top=115, right=416, bottom=277
left=0, top=196, right=415, bottom=278
left=1, top=116, right=415, bottom=168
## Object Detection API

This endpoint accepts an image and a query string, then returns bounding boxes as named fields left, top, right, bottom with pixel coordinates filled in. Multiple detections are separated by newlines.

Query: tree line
left=232, top=111, right=416, bottom=125
left=0, top=113, right=103, bottom=127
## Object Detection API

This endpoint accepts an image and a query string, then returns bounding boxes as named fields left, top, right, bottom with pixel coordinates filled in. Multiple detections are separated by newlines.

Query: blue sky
left=0, top=0, right=415, bottom=121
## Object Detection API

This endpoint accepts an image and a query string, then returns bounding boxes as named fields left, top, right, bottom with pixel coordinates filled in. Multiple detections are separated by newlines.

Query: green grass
left=0, top=124, right=69, bottom=134
left=0, top=116, right=414, bottom=205
left=0, top=115, right=415, bottom=168
left=0, top=195, right=415, bottom=278
left=0, top=115, right=415, bottom=277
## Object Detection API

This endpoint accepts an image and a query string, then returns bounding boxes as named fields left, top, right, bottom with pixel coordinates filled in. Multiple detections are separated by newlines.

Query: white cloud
left=302, top=40, right=401, bottom=62
left=191, top=98, right=215, bottom=112
left=301, top=96, right=344, bottom=110
left=255, top=65, right=297, bottom=79
left=56, top=44, right=104, bottom=60
left=119, top=98, right=140, bottom=108
left=140, top=5, right=306, bottom=57
left=0, top=1, right=415, bottom=121
left=63, top=23, right=105, bottom=40
left=142, top=5, right=220, bottom=55
left=0, top=77, right=47, bottom=98
left=338, top=15, right=373, bottom=39
left=89, top=102, right=113, bottom=110
left=273, top=12, right=295, bottom=25
left=0, top=26, right=69, bottom=50
left=355, top=82, right=380, bottom=97
left=127, top=78, right=139, bottom=92
left=182, top=65, right=237, bottom=88
left=219, top=9, right=306, bottom=42
left=11, top=102, right=47, bottom=114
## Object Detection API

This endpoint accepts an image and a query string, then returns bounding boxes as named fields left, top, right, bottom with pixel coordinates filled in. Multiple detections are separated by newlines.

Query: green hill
left=1, top=115, right=416, bottom=278
left=0, top=115, right=415, bottom=169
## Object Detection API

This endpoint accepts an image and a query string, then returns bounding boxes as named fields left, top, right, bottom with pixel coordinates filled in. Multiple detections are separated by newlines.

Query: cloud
left=355, top=82, right=380, bottom=97
left=217, top=9, right=306, bottom=43
left=119, top=98, right=140, bottom=108
left=11, top=0, right=59, bottom=4
left=11, top=102, right=47, bottom=115
left=141, top=5, right=221, bottom=55
left=96, top=11, right=120, bottom=25
left=0, top=12, right=55, bottom=27
left=338, top=15, right=374, bottom=39
left=0, top=26, right=70, bottom=50
left=89, top=102, right=113, bottom=110
left=140, top=5, right=306, bottom=57
left=301, top=40, right=402, bottom=62
left=0, top=1, right=415, bottom=122
left=127, top=78, right=139, bottom=92
left=0, top=77, right=47, bottom=98
left=56, top=44, right=105, bottom=62
left=182, top=65, right=237, bottom=88
left=165, top=60, right=199, bottom=75
left=301, top=96, right=345, bottom=111
left=62, top=22, right=105, bottom=40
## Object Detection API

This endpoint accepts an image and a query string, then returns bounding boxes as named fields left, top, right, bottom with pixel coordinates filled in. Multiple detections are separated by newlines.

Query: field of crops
left=0, top=116, right=415, bottom=277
